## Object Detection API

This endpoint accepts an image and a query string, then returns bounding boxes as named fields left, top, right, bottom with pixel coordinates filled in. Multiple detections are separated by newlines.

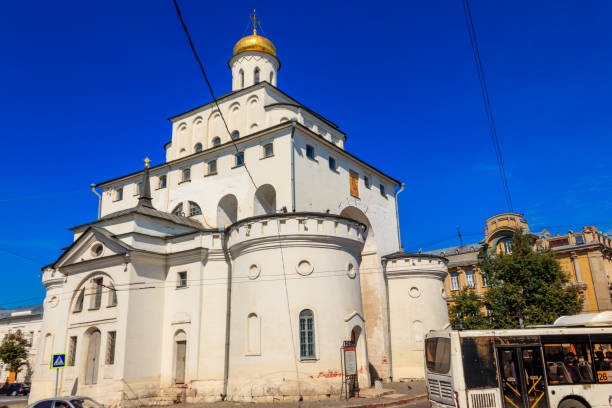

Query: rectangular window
left=575, top=235, right=584, bottom=245
left=306, top=144, right=315, bottom=160
left=108, top=287, right=117, bottom=307
left=106, top=331, right=116, bottom=365
left=158, top=175, right=167, bottom=189
left=328, top=156, right=337, bottom=171
left=177, top=271, right=187, bottom=288
left=543, top=337, right=594, bottom=384
left=549, top=238, right=570, bottom=248
left=68, top=336, right=77, bottom=366
left=379, top=184, right=386, bottom=197
left=481, top=273, right=488, bottom=287
left=235, top=152, right=245, bottom=166
left=115, top=187, right=123, bottom=201
left=502, top=239, right=512, bottom=254
left=136, top=182, right=143, bottom=196
left=592, top=342, right=612, bottom=383
left=181, top=168, right=191, bottom=182
left=364, top=175, right=371, bottom=189
left=208, top=160, right=217, bottom=175
left=465, top=270, right=475, bottom=288
left=450, top=272, right=459, bottom=291
left=92, top=278, right=103, bottom=309
left=460, top=337, right=498, bottom=388
left=425, top=337, right=451, bottom=374
left=349, top=171, right=359, bottom=198
left=263, top=143, right=273, bottom=158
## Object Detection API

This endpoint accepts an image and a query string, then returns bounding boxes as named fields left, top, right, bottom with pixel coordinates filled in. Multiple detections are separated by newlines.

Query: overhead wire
left=170, top=2, right=303, bottom=398
left=461, top=0, right=513, bottom=212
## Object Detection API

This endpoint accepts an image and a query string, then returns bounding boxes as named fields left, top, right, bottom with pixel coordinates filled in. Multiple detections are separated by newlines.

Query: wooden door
left=175, top=341, right=186, bottom=384
left=85, top=330, right=101, bottom=385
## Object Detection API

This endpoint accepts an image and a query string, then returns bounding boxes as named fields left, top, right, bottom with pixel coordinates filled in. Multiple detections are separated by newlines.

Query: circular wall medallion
left=91, top=243, right=103, bottom=258
left=296, top=260, right=313, bottom=276
left=347, top=263, right=356, bottom=279
left=248, top=264, right=261, bottom=280
left=47, top=296, right=59, bottom=308
left=409, top=287, right=421, bottom=298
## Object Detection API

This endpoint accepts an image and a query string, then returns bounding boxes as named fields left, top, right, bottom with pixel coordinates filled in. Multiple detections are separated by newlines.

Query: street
left=0, top=395, right=28, bottom=406
left=397, top=399, right=429, bottom=408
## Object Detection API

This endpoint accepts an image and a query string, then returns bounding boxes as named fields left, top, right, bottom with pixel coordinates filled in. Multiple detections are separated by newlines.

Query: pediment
left=55, top=227, right=132, bottom=269
left=344, top=310, right=365, bottom=324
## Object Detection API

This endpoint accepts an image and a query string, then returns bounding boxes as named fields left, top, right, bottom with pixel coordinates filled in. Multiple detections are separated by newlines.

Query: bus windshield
left=425, top=337, right=451, bottom=374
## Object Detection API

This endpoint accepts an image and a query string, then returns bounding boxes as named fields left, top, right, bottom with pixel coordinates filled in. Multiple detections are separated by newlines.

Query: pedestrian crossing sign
left=51, top=353, right=66, bottom=369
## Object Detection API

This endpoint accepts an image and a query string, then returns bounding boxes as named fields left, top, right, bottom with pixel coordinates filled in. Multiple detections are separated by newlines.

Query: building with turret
left=29, top=18, right=450, bottom=405
left=426, top=213, right=612, bottom=314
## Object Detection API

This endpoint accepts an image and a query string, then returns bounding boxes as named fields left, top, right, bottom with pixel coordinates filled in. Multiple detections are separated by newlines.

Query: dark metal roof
left=71, top=204, right=207, bottom=232
left=0, top=304, right=43, bottom=320
left=382, top=251, right=448, bottom=262
left=424, top=242, right=482, bottom=256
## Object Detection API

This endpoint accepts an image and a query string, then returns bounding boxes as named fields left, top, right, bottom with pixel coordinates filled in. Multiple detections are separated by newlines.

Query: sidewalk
left=168, top=380, right=426, bottom=408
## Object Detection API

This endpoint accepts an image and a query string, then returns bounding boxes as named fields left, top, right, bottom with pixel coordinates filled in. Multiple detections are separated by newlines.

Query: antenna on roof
left=457, top=226, right=464, bottom=246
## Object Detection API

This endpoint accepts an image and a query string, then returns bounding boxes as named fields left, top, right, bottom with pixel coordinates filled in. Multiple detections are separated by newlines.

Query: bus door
left=497, top=346, right=548, bottom=408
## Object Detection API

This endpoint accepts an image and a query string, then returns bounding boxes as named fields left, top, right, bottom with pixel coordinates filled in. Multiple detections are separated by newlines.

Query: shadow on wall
left=369, top=363, right=380, bottom=386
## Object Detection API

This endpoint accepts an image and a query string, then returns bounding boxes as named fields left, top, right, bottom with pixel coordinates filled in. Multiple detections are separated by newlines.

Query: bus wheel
left=559, top=398, right=588, bottom=408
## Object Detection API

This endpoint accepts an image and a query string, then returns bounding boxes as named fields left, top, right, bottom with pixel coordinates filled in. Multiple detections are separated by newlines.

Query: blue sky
left=1, top=1, right=611, bottom=307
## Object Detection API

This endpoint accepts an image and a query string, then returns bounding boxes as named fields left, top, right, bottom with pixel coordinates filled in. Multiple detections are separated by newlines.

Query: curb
left=348, top=393, right=427, bottom=408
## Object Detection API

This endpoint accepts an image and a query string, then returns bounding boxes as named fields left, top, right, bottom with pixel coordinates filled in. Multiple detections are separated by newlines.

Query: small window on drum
left=194, top=143, right=203, bottom=152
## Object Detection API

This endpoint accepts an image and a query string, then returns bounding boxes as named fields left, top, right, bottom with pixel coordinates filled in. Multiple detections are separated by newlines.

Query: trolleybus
left=425, top=313, right=612, bottom=408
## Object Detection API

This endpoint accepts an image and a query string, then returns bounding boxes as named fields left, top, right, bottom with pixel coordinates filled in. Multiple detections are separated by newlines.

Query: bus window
left=425, top=337, right=451, bottom=374
left=543, top=340, right=594, bottom=384
left=460, top=337, right=498, bottom=388
left=592, top=342, right=612, bottom=383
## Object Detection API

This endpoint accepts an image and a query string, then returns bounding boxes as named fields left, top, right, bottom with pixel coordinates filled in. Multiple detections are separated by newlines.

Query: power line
left=461, top=0, right=513, bottom=212
left=0, top=247, right=46, bottom=264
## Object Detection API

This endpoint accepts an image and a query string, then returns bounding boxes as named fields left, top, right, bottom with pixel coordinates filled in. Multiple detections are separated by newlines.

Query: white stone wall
left=226, top=214, right=369, bottom=400
left=385, top=255, right=449, bottom=379
left=229, top=51, right=279, bottom=91
left=0, top=313, right=42, bottom=384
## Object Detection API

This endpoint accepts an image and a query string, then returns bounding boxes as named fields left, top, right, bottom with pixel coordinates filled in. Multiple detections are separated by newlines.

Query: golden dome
left=233, top=33, right=276, bottom=57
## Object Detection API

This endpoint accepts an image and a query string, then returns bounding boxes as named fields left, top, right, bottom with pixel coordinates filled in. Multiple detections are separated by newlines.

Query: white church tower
left=29, top=12, right=449, bottom=406
left=229, top=12, right=279, bottom=91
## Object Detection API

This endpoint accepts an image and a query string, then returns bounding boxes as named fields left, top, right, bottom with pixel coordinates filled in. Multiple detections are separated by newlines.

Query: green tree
left=479, top=230, right=583, bottom=329
left=448, top=287, right=489, bottom=329
left=0, top=332, right=30, bottom=376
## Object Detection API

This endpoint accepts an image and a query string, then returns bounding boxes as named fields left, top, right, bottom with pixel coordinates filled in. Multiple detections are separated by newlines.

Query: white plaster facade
left=29, top=28, right=449, bottom=406
left=0, top=305, right=43, bottom=384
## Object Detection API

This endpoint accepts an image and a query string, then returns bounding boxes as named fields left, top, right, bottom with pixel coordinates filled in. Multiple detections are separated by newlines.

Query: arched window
left=299, top=309, right=315, bottom=359
left=172, top=203, right=184, bottom=216
left=73, top=289, right=85, bottom=312
left=247, top=313, right=260, bottom=354
left=254, top=67, right=260, bottom=84
left=231, top=130, right=240, bottom=140
left=188, top=201, right=202, bottom=217
left=212, top=137, right=221, bottom=146
left=194, top=143, right=202, bottom=152
left=239, top=69, right=244, bottom=88
left=269, top=71, right=273, bottom=84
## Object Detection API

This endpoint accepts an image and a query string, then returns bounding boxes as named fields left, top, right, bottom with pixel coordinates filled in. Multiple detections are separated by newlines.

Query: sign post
left=50, top=353, right=66, bottom=397
left=340, top=341, right=359, bottom=399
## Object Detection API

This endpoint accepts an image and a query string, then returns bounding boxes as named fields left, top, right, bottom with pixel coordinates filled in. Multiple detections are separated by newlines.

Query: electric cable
left=461, top=0, right=513, bottom=211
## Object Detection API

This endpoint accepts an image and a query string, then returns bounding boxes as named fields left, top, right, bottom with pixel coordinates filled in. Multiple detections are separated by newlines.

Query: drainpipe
left=221, top=230, right=233, bottom=400
left=382, top=259, right=393, bottom=382
left=394, top=183, right=405, bottom=250
left=290, top=119, right=297, bottom=212
left=90, top=184, right=102, bottom=220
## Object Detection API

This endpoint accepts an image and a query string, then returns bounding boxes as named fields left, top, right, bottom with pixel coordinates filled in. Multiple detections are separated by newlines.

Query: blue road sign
left=51, top=353, right=66, bottom=369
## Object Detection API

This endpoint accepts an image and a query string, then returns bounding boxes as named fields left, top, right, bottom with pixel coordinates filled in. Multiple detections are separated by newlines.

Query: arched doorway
left=85, top=329, right=101, bottom=385
left=174, top=331, right=187, bottom=384
left=254, top=184, right=276, bottom=216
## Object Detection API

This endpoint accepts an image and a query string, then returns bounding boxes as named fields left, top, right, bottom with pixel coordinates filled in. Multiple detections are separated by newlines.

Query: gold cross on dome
left=144, top=157, right=151, bottom=168
left=250, top=9, right=259, bottom=35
